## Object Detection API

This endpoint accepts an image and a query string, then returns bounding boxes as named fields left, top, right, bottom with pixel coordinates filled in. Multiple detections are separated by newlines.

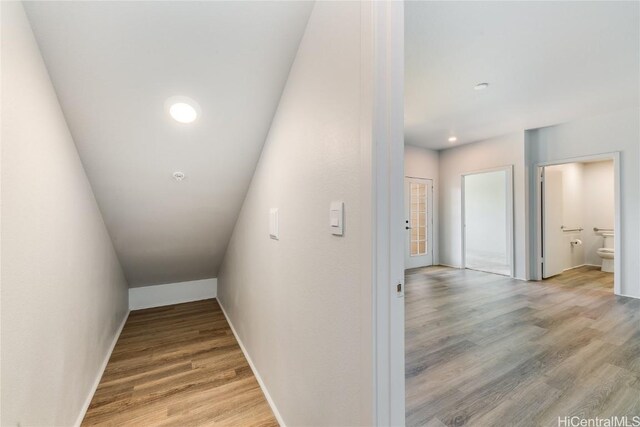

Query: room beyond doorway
left=462, top=167, right=514, bottom=277
left=538, top=157, right=617, bottom=293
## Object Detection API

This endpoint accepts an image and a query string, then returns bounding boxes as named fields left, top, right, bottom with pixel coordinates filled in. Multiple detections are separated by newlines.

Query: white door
left=542, top=167, right=565, bottom=278
left=404, top=178, right=433, bottom=269
left=463, top=169, right=512, bottom=276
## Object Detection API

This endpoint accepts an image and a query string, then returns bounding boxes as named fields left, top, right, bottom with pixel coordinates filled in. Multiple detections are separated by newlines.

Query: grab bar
left=593, top=227, right=614, bottom=233
left=561, top=226, right=583, bottom=232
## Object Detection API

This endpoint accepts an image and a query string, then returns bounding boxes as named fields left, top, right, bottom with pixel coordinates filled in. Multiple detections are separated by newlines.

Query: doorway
left=462, top=167, right=514, bottom=277
left=404, top=177, right=433, bottom=269
left=538, top=156, right=618, bottom=293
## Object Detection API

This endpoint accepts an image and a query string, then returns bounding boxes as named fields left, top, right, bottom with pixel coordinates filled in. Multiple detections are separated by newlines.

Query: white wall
left=217, top=3, right=371, bottom=426
left=526, top=108, right=639, bottom=298
left=404, top=144, right=439, bottom=264
left=1, top=3, right=129, bottom=425
left=129, top=278, right=217, bottom=310
left=583, top=161, right=615, bottom=266
left=438, top=132, right=528, bottom=279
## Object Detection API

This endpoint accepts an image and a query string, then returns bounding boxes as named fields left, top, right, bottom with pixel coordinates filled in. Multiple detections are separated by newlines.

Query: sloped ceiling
left=405, top=1, right=639, bottom=149
left=24, top=1, right=313, bottom=287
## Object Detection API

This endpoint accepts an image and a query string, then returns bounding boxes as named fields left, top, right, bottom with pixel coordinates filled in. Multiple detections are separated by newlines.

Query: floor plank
left=82, top=299, right=277, bottom=426
left=406, top=266, right=640, bottom=427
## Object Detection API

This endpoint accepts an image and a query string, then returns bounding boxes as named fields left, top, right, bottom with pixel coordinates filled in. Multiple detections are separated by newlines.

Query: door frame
left=461, top=165, right=515, bottom=278
left=362, top=1, right=405, bottom=425
left=404, top=176, right=434, bottom=269
left=534, top=152, right=621, bottom=295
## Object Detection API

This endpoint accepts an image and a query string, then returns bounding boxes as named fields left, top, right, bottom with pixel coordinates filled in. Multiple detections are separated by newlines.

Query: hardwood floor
left=405, top=266, right=640, bottom=427
left=82, top=299, right=277, bottom=426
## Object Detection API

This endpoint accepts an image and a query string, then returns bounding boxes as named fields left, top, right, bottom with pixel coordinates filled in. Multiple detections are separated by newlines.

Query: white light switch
left=330, top=201, right=344, bottom=236
left=269, top=208, right=279, bottom=240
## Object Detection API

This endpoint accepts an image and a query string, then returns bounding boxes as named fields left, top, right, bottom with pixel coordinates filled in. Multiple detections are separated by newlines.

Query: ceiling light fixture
left=165, top=96, right=201, bottom=124
left=170, top=103, right=197, bottom=123
left=448, top=136, right=458, bottom=143
left=474, top=82, right=489, bottom=91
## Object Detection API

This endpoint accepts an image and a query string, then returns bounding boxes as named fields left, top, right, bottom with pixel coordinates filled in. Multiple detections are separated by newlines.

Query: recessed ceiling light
left=165, top=96, right=201, bottom=124
left=448, top=136, right=458, bottom=142
left=474, top=82, right=489, bottom=91
left=170, top=103, right=197, bottom=123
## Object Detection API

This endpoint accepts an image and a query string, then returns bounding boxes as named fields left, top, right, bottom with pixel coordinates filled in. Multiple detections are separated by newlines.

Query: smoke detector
left=172, top=171, right=185, bottom=181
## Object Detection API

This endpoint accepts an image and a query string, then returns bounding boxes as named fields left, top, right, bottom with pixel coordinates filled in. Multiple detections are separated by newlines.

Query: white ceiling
left=405, top=1, right=639, bottom=150
left=24, top=1, right=313, bottom=287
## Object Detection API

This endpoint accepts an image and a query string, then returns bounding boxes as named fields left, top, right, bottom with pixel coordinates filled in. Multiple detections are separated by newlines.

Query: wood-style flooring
left=406, top=266, right=640, bottom=427
left=82, top=299, right=277, bottom=426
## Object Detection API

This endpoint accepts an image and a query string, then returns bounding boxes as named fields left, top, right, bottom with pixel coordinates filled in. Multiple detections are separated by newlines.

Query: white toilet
left=596, top=233, right=614, bottom=273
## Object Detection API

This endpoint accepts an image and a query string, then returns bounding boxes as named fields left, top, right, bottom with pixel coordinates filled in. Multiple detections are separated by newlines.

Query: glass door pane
left=410, top=182, right=427, bottom=256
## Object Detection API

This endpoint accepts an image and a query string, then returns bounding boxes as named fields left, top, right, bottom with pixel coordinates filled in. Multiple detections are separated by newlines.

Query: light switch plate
left=330, top=201, right=344, bottom=236
left=269, top=208, right=279, bottom=240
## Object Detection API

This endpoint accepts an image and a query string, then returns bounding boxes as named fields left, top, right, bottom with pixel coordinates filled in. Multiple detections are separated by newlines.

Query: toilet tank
left=603, top=233, right=614, bottom=249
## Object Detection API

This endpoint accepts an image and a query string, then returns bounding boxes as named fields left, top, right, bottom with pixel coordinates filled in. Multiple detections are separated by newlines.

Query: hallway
left=3, top=1, right=640, bottom=425
left=82, top=300, right=276, bottom=426
left=405, top=266, right=640, bottom=426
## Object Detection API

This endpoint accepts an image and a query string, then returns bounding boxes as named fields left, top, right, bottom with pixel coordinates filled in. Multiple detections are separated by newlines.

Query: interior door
left=463, top=169, right=512, bottom=276
left=542, top=167, right=565, bottom=278
left=404, top=178, right=433, bottom=269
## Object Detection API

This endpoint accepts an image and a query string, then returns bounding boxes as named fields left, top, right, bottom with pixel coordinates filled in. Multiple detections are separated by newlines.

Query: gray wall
left=1, top=3, right=129, bottom=425
left=217, top=2, right=371, bottom=426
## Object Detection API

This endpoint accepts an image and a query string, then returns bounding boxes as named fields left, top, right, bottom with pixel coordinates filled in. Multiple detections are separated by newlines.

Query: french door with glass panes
left=404, top=177, right=433, bottom=269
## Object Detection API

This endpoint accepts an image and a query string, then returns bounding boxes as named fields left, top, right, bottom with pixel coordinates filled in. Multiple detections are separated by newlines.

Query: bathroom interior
left=542, top=160, right=615, bottom=288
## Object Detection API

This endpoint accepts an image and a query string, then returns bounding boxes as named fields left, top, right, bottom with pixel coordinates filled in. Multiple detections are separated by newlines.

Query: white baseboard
left=438, top=264, right=529, bottom=281
left=218, top=300, right=285, bottom=427
left=563, top=263, right=602, bottom=272
left=437, top=263, right=463, bottom=269
left=129, top=278, right=217, bottom=310
left=74, top=310, right=130, bottom=427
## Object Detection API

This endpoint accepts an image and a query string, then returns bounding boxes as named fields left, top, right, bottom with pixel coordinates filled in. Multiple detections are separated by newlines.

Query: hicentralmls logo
left=558, top=416, right=640, bottom=427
